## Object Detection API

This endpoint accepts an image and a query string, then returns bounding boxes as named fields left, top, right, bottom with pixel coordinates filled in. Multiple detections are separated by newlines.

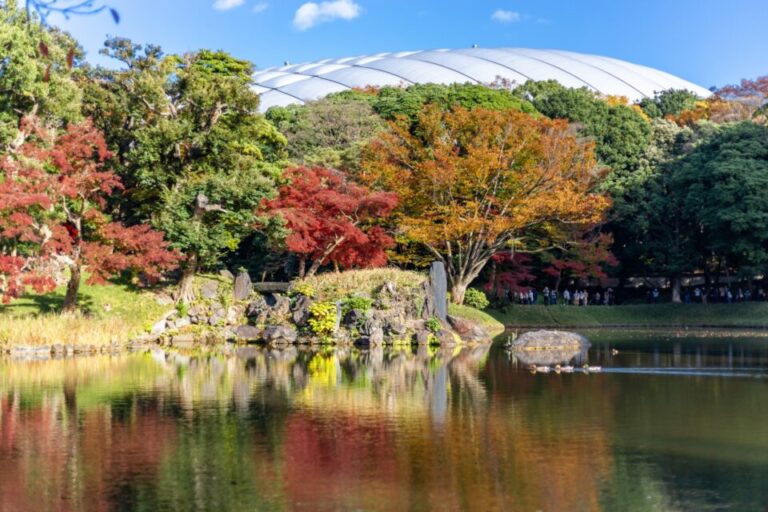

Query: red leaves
left=261, top=166, right=397, bottom=273
left=0, top=117, right=178, bottom=302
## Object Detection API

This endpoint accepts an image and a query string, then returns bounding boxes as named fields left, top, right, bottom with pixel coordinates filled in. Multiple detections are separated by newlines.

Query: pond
left=1, top=330, right=768, bottom=511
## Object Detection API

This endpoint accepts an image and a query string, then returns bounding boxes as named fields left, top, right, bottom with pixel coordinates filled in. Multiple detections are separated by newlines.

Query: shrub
left=308, top=301, right=338, bottom=338
left=425, top=316, right=441, bottom=333
left=464, top=288, right=490, bottom=310
left=290, top=282, right=316, bottom=298
left=341, top=296, right=374, bottom=316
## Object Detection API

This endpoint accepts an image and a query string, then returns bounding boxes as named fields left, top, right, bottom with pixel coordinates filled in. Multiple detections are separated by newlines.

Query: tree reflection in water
left=1, top=340, right=767, bottom=511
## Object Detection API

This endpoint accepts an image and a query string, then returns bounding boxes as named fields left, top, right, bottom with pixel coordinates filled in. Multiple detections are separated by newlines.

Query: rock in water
left=234, top=270, right=252, bottom=301
left=513, top=330, right=590, bottom=350
left=263, top=325, right=298, bottom=344
left=234, top=325, right=261, bottom=341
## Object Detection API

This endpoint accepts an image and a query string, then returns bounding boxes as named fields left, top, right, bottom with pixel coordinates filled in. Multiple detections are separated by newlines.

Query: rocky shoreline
left=3, top=269, right=493, bottom=361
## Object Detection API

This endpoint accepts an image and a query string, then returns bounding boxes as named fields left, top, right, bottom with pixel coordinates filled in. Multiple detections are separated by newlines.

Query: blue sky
left=55, top=0, right=767, bottom=89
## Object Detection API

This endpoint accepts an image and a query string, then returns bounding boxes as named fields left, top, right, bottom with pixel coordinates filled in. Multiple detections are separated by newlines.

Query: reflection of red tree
left=0, top=396, right=177, bottom=511
left=282, top=413, right=404, bottom=510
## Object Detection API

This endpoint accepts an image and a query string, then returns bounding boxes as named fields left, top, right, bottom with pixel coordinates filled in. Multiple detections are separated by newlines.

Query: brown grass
left=302, top=267, right=427, bottom=300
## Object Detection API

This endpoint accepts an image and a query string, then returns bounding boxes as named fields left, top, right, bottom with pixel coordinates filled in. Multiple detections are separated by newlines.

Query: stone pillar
left=430, top=261, right=448, bottom=321
left=233, top=270, right=252, bottom=301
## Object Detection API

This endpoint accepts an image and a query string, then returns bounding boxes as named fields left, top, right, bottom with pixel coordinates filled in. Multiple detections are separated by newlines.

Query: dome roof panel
left=321, top=67, right=411, bottom=88
left=364, top=58, right=478, bottom=85
left=278, top=77, right=349, bottom=101
left=259, top=73, right=312, bottom=88
left=258, top=90, right=305, bottom=110
left=254, top=47, right=711, bottom=111
left=407, top=50, right=529, bottom=84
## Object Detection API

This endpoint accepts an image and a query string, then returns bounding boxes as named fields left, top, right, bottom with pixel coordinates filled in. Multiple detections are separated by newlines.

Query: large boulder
left=513, top=330, right=590, bottom=350
left=200, top=280, right=219, bottom=299
left=263, top=325, right=298, bottom=344
left=234, top=325, right=262, bottom=342
left=291, top=296, right=314, bottom=327
left=447, top=315, right=490, bottom=343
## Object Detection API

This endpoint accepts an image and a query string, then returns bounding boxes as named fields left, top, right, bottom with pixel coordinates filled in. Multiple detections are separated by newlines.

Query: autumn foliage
left=362, top=105, right=611, bottom=303
left=0, top=117, right=179, bottom=309
left=261, top=166, right=397, bottom=278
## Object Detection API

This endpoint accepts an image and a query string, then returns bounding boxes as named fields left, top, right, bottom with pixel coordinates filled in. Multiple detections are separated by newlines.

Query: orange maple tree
left=362, top=105, right=611, bottom=304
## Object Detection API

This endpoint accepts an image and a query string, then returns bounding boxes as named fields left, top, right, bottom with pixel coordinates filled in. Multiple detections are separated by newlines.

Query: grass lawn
left=0, top=281, right=168, bottom=347
left=488, top=302, right=768, bottom=328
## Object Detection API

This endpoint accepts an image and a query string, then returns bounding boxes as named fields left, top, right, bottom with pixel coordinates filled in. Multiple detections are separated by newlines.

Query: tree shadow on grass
left=0, top=291, right=96, bottom=317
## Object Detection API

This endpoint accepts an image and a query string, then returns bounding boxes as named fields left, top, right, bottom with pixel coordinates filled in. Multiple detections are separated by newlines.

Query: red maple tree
left=0, top=117, right=180, bottom=310
left=261, top=166, right=398, bottom=278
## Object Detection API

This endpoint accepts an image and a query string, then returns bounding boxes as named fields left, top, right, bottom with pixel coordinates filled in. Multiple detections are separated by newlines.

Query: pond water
left=1, top=331, right=768, bottom=511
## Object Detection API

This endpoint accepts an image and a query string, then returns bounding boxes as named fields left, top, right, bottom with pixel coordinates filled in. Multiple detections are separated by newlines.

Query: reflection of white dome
left=253, top=47, right=711, bottom=111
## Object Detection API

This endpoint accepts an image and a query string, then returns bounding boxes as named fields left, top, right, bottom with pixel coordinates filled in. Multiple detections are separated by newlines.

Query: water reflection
left=0, top=336, right=767, bottom=511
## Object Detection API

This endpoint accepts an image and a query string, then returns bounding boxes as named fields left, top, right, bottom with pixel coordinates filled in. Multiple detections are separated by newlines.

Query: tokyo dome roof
left=253, top=47, right=711, bottom=111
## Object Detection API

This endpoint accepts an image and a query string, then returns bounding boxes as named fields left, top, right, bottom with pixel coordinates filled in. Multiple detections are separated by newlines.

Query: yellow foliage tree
left=362, top=105, right=611, bottom=304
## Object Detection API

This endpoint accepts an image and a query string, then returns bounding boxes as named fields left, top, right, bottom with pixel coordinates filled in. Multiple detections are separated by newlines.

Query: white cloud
left=491, top=9, right=521, bottom=23
left=293, top=0, right=361, bottom=30
left=252, top=2, right=269, bottom=14
left=213, top=0, right=245, bottom=10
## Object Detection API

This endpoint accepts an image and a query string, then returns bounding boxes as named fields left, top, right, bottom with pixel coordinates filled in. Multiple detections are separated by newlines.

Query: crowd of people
left=503, top=284, right=768, bottom=306
left=504, top=287, right=616, bottom=306
left=683, top=286, right=767, bottom=304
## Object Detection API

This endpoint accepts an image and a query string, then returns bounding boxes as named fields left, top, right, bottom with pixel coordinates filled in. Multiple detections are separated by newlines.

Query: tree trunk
left=298, top=257, right=306, bottom=280
left=62, top=264, right=81, bottom=313
left=671, top=275, right=682, bottom=303
left=176, top=253, right=198, bottom=303
left=451, top=281, right=468, bottom=305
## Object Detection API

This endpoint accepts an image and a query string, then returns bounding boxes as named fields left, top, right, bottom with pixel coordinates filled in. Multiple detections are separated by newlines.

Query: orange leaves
left=363, top=105, right=610, bottom=252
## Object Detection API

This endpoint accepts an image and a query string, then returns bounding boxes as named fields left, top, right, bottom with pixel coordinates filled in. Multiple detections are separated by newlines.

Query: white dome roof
left=253, top=47, right=711, bottom=111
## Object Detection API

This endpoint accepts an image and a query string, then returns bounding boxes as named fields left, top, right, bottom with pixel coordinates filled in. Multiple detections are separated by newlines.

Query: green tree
left=638, top=89, right=700, bottom=119
left=266, top=95, right=383, bottom=171
left=0, top=1, right=83, bottom=147
left=82, top=39, right=287, bottom=300
left=672, top=122, right=768, bottom=277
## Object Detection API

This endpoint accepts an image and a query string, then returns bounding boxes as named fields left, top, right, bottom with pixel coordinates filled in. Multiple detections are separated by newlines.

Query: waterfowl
left=611, top=349, right=619, bottom=355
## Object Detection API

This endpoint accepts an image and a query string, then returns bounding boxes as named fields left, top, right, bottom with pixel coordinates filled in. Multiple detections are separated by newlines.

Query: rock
left=343, top=308, right=367, bottom=327
left=234, top=325, right=262, bottom=341
left=267, top=294, right=291, bottom=318
left=208, top=304, right=226, bottom=326
left=415, top=330, right=432, bottom=345
left=234, top=270, right=252, bottom=301
left=246, top=297, right=268, bottom=317
left=200, top=280, right=219, bottom=299
left=262, top=325, right=298, bottom=344
left=381, top=281, right=397, bottom=297
left=220, top=269, right=235, bottom=281
left=435, top=328, right=458, bottom=346
left=513, top=330, right=590, bottom=350
left=291, top=296, right=313, bottom=327
left=226, top=305, right=244, bottom=325
left=360, top=318, right=382, bottom=337
left=173, top=316, right=191, bottom=329
left=447, top=315, right=490, bottom=343
left=150, top=318, right=167, bottom=335
left=386, top=320, right=407, bottom=336
left=429, top=261, right=448, bottom=321
left=171, top=334, right=196, bottom=349
left=369, top=326, right=385, bottom=345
